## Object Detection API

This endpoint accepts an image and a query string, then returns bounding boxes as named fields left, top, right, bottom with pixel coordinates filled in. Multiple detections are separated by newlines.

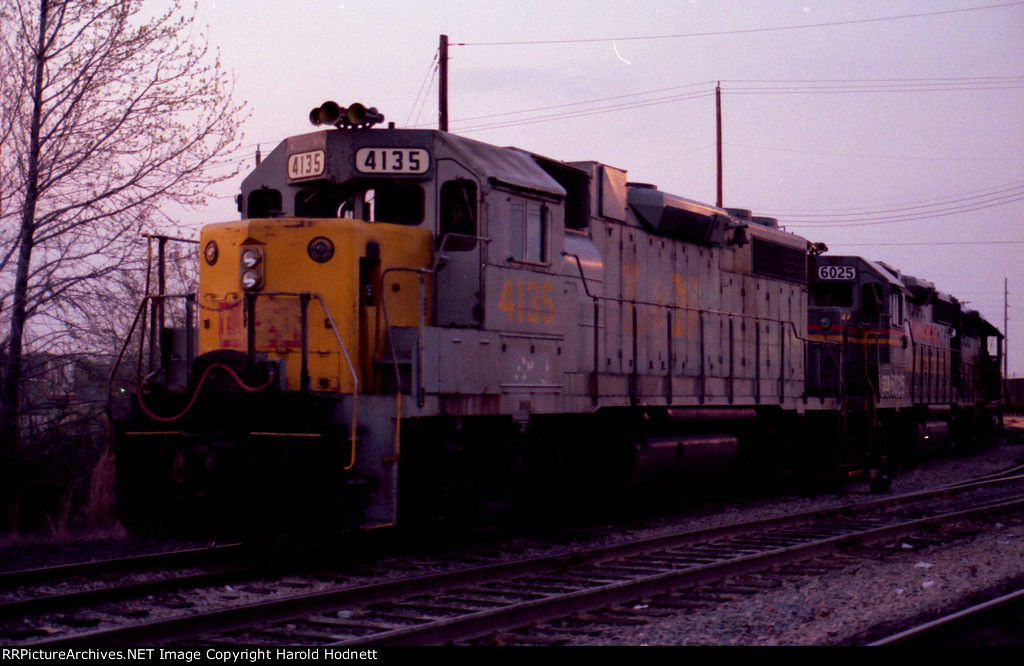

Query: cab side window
left=439, top=179, right=477, bottom=251
left=509, top=199, right=548, bottom=263
left=889, top=290, right=903, bottom=327
left=861, top=283, right=880, bottom=321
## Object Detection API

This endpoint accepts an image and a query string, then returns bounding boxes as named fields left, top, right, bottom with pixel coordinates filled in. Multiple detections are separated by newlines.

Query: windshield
left=811, top=282, right=854, bottom=307
left=295, top=181, right=424, bottom=224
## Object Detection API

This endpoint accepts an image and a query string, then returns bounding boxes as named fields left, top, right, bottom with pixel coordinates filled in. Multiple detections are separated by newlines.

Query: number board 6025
left=355, top=148, right=430, bottom=175
left=816, top=265, right=857, bottom=281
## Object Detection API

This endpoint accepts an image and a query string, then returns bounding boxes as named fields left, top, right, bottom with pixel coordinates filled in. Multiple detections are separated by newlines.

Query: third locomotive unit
left=114, top=101, right=1004, bottom=537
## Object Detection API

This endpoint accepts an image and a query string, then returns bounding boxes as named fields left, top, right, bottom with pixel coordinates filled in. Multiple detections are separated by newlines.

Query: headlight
left=204, top=241, right=218, bottom=265
left=241, top=270, right=263, bottom=290
left=241, top=247, right=262, bottom=268
left=308, top=237, right=334, bottom=263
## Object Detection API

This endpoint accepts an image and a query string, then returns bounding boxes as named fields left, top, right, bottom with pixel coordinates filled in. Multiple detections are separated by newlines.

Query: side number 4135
left=499, top=278, right=554, bottom=325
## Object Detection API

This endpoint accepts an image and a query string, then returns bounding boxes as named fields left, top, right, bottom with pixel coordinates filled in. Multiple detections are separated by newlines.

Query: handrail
left=378, top=266, right=429, bottom=463
left=598, top=295, right=809, bottom=342
left=374, top=232, right=493, bottom=461
left=557, top=266, right=811, bottom=345
left=805, top=340, right=845, bottom=400
left=561, top=251, right=601, bottom=402
left=143, top=233, right=199, bottom=245
left=559, top=254, right=826, bottom=402
left=107, top=292, right=198, bottom=412
left=310, top=293, right=360, bottom=470
left=145, top=235, right=198, bottom=376
left=255, top=291, right=361, bottom=471
left=432, top=232, right=492, bottom=270
left=561, top=251, right=595, bottom=298
left=586, top=293, right=807, bottom=400
left=106, top=298, right=150, bottom=416
left=909, top=326, right=918, bottom=402
left=109, top=289, right=362, bottom=471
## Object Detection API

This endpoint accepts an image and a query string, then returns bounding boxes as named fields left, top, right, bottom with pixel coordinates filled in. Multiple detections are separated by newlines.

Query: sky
left=184, top=0, right=1024, bottom=375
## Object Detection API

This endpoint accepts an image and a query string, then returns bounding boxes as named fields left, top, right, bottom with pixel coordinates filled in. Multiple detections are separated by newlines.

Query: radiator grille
left=752, top=237, right=807, bottom=284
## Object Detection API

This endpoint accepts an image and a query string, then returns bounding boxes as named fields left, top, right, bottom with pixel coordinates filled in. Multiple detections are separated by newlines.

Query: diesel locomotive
left=112, top=101, right=1004, bottom=538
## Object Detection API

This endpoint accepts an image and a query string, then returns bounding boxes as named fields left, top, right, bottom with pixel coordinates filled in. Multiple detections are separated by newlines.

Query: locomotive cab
left=809, top=254, right=1003, bottom=465
left=809, top=256, right=910, bottom=405
left=115, top=105, right=580, bottom=536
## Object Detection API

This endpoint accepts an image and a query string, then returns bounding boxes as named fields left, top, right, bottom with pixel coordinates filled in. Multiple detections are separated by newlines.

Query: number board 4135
left=287, top=150, right=325, bottom=180
left=355, top=148, right=430, bottom=174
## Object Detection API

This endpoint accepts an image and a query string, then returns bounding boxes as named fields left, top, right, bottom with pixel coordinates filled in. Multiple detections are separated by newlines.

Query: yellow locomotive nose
left=197, top=217, right=432, bottom=394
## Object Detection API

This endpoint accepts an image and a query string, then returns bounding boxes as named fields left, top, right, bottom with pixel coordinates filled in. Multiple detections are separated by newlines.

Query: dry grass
left=86, top=445, right=116, bottom=525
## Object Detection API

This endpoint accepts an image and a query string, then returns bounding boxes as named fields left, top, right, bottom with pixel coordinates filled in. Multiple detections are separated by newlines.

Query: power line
left=729, top=141, right=1020, bottom=164
left=727, top=84, right=1024, bottom=95
left=221, top=73, right=1024, bottom=145
left=786, top=191, right=1024, bottom=227
left=762, top=180, right=1024, bottom=218
left=830, top=240, right=1024, bottom=246
left=727, top=75, right=1024, bottom=84
left=413, top=61, right=440, bottom=128
left=415, top=74, right=1024, bottom=135
left=410, top=80, right=716, bottom=128
left=454, top=2, right=1024, bottom=46
left=452, top=90, right=715, bottom=133
left=724, top=77, right=1024, bottom=95
left=407, top=51, right=440, bottom=128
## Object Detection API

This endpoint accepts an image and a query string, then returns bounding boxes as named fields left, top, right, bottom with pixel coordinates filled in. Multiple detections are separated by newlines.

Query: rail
left=870, top=586, right=1024, bottom=645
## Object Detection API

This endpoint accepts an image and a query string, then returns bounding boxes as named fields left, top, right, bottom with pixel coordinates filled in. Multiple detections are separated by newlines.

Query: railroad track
left=0, top=543, right=304, bottom=642
left=869, top=586, right=1024, bottom=646
left=942, top=460, right=1024, bottom=489
left=0, top=543, right=244, bottom=589
left=14, top=471, right=1024, bottom=647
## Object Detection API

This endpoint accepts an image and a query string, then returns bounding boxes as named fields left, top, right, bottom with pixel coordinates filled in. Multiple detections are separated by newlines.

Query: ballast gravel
left=570, top=429, right=1024, bottom=646
left=572, top=518, right=1024, bottom=645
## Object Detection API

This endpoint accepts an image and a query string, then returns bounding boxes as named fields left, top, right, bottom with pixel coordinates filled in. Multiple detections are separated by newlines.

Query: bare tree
left=0, top=0, right=243, bottom=454
left=0, top=0, right=243, bottom=530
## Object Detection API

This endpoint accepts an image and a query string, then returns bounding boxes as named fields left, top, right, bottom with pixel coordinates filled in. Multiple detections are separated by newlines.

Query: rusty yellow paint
left=497, top=277, right=555, bottom=326
left=198, top=218, right=433, bottom=393
left=672, top=272, right=699, bottom=339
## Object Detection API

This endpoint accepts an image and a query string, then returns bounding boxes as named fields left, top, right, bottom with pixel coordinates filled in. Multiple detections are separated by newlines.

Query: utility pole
left=1005, top=277, right=1010, bottom=384
left=715, top=82, right=723, bottom=209
left=439, top=34, right=449, bottom=132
